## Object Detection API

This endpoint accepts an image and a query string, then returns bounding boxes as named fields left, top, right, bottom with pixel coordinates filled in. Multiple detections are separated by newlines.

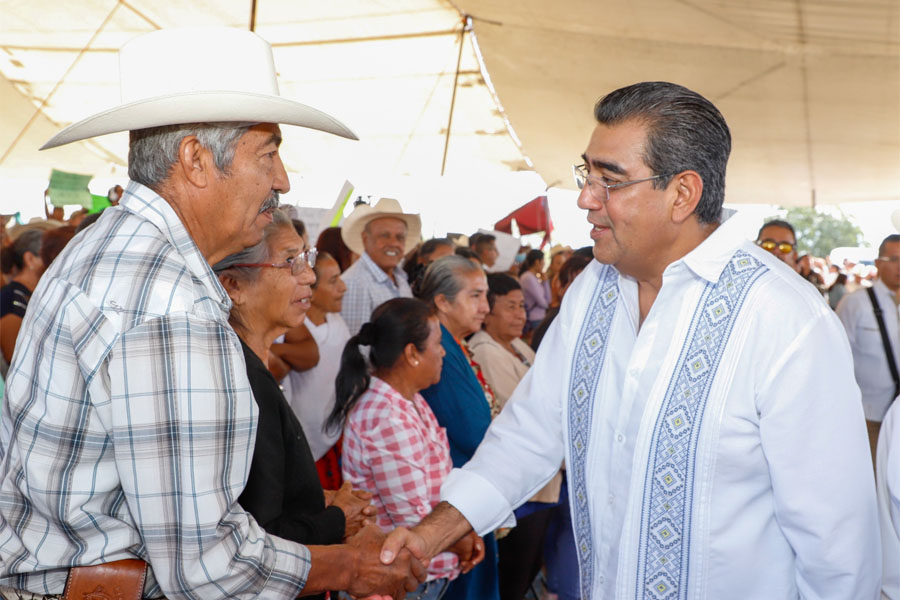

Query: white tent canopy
left=1, top=0, right=531, bottom=212
left=2, top=0, right=898, bottom=221
left=455, top=0, right=900, bottom=206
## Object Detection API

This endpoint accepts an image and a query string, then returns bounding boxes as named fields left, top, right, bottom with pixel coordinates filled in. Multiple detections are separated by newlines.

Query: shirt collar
left=361, top=251, right=407, bottom=285
left=671, top=208, right=748, bottom=284
left=121, top=181, right=231, bottom=309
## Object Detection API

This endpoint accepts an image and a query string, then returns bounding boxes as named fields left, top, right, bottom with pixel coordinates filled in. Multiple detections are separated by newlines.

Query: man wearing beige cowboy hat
left=0, top=27, right=425, bottom=600
left=339, top=198, right=421, bottom=335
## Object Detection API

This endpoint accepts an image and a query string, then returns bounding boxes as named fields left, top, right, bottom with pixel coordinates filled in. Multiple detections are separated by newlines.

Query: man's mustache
left=259, top=192, right=280, bottom=214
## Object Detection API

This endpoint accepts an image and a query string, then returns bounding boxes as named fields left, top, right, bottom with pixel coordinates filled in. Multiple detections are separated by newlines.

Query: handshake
left=305, top=502, right=481, bottom=599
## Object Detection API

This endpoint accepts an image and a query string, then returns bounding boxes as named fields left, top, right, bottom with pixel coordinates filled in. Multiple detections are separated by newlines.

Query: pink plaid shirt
left=342, top=376, right=460, bottom=581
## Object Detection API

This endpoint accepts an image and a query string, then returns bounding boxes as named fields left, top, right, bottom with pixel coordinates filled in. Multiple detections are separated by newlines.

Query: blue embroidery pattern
left=635, top=251, right=767, bottom=600
left=567, top=265, right=619, bottom=600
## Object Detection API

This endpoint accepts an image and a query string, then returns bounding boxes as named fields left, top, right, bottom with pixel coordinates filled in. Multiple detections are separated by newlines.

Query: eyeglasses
left=877, top=255, right=900, bottom=263
left=572, top=164, right=670, bottom=203
left=233, top=248, right=317, bottom=275
left=756, top=239, right=794, bottom=255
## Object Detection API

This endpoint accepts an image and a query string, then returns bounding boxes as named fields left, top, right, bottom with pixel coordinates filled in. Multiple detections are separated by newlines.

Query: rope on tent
left=440, top=15, right=471, bottom=177
left=0, top=2, right=121, bottom=167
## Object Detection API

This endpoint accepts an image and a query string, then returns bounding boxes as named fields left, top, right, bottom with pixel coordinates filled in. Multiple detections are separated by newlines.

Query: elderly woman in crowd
left=0, top=229, right=44, bottom=374
left=467, top=273, right=562, bottom=600
left=329, top=297, right=483, bottom=600
left=213, top=208, right=374, bottom=600
left=518, top=249, right=549, bottom=333
left=275, top=251, right=352, bottom=489
left=416, top=255, right=500, bottom=600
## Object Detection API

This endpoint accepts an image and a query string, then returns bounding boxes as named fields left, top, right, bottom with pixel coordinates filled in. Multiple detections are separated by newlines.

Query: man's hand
left=380, top=502, right=473, bottom=568
left=344, top=524, right=427, bottom=599
left=446, top=531, right=484, bottom=574
left=330, top=481, right=377, bottom=538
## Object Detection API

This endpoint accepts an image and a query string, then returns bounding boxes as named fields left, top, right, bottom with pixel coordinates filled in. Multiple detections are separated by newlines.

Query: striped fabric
left=0, top=182, right=310, bottom=599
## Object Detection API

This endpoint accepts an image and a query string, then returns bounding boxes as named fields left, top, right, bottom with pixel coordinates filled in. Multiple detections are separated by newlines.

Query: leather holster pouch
left=63, top=558, right=147, bottom=600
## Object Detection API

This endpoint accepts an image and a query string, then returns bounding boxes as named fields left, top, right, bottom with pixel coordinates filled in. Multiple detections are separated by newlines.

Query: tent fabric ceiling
left=454, top=0, right=900, bottom=206
left=2, top=0, right=898, bottom=207
left=1, top=0, right=529, bottom=183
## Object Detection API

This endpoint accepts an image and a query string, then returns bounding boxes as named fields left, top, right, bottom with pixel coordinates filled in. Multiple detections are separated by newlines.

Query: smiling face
left=209, top=123, right=290, bottom=261
left=484, top=289, right=527, bottom=343
left=577, top=120, right=675, bottom=279
left=362, top=217, right=408, bottom=273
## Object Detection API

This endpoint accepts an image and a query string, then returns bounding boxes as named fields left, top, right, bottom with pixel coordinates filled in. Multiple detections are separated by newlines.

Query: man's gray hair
left=128, top=122, right=254, bottom=188
left=11, top=229, right=43, bottom=268
left=417, top=254, right=483, bottom=306
left=212, top=206, right=292, bottom=280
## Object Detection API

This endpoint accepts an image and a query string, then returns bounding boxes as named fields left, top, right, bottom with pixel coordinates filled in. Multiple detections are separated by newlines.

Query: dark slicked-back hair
left=757, top=219, right=796, bottom=241
left=594, top=82, right=731, bottom=224
left=486, top=272, right=521, bottom=311
left=879, top=234, right=900, bottom=257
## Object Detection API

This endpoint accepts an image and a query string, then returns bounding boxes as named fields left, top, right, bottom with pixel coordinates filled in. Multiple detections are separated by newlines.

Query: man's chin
left=376, top=256, right=402, bottom=270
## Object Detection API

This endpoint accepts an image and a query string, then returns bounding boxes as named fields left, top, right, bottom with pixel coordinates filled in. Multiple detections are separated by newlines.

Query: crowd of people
left=0, top=26, right=898, bottom=600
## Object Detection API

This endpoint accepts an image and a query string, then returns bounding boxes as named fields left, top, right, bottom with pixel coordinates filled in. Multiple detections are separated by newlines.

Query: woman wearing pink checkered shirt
left=328, top=298, right=484, bottom=600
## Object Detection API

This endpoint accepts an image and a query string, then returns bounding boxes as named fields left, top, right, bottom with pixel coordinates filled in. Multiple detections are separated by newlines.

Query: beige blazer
left=468, top=330, right=562, bottom=504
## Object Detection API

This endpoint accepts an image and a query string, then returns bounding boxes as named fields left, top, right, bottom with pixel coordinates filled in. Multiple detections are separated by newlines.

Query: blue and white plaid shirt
left=0, top=183, right=310, bottom=599
left=339, top=252, right=412, bottom=336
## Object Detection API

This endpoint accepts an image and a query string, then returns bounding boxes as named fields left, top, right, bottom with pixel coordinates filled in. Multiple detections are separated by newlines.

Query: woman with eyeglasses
left=213, top=208, right=375, bottom=600
left=329, top=297, right=484, bottom=600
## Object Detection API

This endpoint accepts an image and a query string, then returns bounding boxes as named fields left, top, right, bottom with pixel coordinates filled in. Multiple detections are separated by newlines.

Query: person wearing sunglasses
left=755, top=219, right=799, bottom=272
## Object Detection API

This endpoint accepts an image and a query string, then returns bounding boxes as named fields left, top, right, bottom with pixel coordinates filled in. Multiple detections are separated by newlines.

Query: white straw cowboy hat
left=41, top=27, right=357, bottom=150
left=341, top=198, right=421, bottom=256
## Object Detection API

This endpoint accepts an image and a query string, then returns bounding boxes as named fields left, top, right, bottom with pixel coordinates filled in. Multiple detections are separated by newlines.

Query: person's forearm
left=271, top=340, right=319, bottom=371
left=412, top=502, right=473, bottom=558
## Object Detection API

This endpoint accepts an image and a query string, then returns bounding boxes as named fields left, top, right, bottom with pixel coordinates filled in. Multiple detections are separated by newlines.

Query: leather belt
left=63, top=559, right=147, bottom=600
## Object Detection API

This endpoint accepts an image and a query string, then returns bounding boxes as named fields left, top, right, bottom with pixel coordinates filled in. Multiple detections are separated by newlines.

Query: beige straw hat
left=340, top=198, right=421, bottom=256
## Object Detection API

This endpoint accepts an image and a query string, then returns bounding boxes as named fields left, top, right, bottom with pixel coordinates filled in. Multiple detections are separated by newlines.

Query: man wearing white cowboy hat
left=339, top=198, right=421, bottom=336
left=0, top=28, right=425, bottom=600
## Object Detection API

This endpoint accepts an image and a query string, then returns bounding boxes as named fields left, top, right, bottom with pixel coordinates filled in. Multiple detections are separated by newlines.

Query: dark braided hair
left=326, top=297, right=435, bottom=433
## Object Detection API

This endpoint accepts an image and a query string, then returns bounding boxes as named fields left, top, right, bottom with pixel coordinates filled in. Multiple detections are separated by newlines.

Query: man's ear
left=669, top=170, right=704, bottom=225
left=176, top=135, right=215, bottom=189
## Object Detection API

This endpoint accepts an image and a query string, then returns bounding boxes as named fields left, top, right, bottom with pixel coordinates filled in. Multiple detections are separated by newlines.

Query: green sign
left=48, top=169, right=93, bottom=208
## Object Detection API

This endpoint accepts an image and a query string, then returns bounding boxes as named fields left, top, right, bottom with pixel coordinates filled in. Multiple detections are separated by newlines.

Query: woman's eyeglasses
left=232, top=248, right=317, bottom=275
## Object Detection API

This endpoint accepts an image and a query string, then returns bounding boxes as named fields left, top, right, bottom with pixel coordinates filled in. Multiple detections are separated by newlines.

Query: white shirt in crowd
left=878, top=397, right=900, bottom=599
left=837, top=279, right=900, bottom=422
left=281, top=312, right=351, bottom=461
left=442, top=214, right=880, bottom=600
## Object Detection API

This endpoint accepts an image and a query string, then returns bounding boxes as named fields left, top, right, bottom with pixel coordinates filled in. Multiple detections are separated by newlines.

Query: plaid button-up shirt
left=342, top=377, right=459, bottom=582
left=0, top=183, right=310, bottom=599
left=339, top=252, right=412, bottom=336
